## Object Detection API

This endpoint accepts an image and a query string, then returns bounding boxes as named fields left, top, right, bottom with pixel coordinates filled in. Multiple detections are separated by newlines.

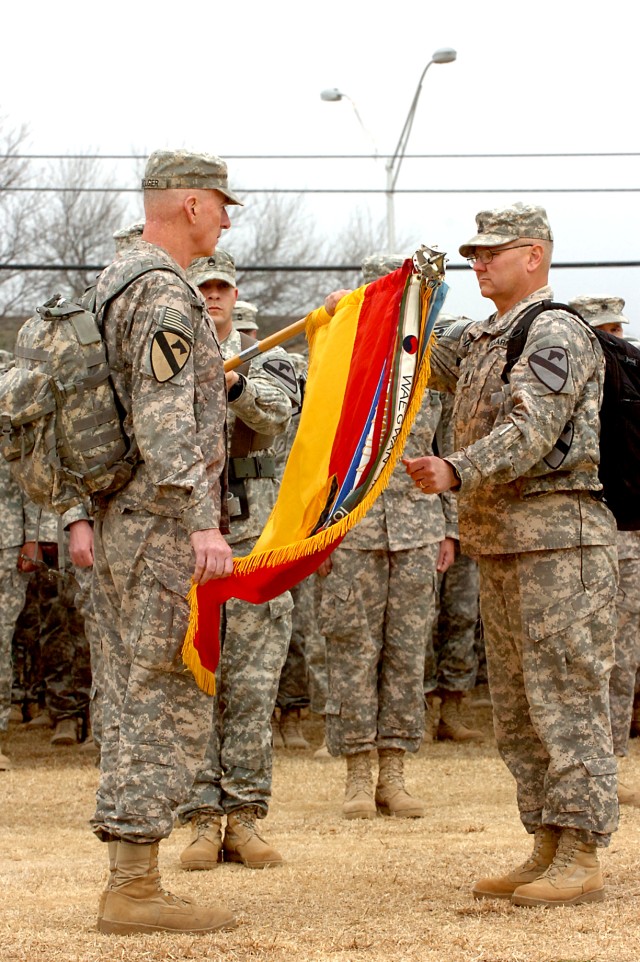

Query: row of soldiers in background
left=2, top=245, right=639, bottom=835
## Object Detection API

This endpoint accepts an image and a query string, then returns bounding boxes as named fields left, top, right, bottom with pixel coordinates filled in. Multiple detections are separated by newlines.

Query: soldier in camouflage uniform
left=424, top=388, right=483, bottom=742
left=404, top=203, right=619, bottom=907
left=568, top=296, right=640, bottom=807
left=178, top=250, right=295, bottom=871
left=0, top=351, right=31, bottom=770
left=90, top=150, right=239, bottom=935
left=232, top=299, right=259, bottom=339
left=271, top=350, right=326, bottom=750
left=317, top=254, right=456, bottom=820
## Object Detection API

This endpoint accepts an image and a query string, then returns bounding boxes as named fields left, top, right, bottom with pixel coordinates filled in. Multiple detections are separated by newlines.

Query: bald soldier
left=403, top=204, right=619, bottom=907
left=90, top=150, right=239, bottom=935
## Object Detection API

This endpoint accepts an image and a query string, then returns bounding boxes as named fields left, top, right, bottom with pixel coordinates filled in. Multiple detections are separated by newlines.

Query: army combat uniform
left=0, top=356, right=31, bottom=767
left=178, top=323, right=294, bottom=863
left=89, top=239, right=229, bottom=844
left=429, top=285, right=618, bottom=847
left=318, top=392, right=455, bottom=815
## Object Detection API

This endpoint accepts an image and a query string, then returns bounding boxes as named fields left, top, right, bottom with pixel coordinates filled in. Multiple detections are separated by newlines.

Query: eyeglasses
left=466, top=244, right=533, bottom=266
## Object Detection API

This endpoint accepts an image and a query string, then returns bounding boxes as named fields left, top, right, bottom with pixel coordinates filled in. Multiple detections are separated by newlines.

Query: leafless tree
left=29, top=156, right=127, bottom=302
left=0, top=117, right=40, bottom=320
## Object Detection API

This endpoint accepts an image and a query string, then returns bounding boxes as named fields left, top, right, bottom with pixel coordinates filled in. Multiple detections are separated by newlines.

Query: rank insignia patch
left=150, top=331, right=192, bottom=382
left=528, top=346, right=569, bottom=393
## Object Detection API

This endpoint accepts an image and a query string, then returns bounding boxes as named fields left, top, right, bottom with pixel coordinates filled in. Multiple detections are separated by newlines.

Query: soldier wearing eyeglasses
left=404, top=202, right=618, bottom=908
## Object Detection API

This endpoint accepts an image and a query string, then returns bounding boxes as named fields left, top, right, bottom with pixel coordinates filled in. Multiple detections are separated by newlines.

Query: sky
left=2, top=0, right=639, bottom=334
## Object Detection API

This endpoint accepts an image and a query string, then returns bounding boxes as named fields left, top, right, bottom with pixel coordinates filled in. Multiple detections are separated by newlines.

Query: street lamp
left=320, top=88, right=378, bottom=154
left=321, top=47, right=457, bottom=251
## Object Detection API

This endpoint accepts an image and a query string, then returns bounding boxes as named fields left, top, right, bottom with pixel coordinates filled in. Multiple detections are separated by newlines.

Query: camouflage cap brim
left=190, top=268, right=237, bottom=289
left=459, top=231, right=520, bottom=258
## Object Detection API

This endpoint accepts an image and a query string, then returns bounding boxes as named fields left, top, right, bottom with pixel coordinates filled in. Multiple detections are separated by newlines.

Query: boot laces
left=541, top=835, right=582, bottom=880
left=193, top=815, right=220, bottom=839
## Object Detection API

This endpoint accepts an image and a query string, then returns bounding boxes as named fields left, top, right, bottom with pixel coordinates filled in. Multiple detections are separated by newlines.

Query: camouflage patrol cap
left=187, top=248, right=237, bottom=288
left=568, top=294, right=629, bottom=329
left=459, top=202, right=553, bottom=257
left=142, top=150, right=243, bottom=205
left=361, top=253, right=405, bottom=283
left=232, top=300, right=259, bottom=332
left=113, top=221, right=144, bottom=253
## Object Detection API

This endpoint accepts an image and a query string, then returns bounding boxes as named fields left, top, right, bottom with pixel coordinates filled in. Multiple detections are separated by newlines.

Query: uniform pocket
left=268, top=591, right=294, bottom=621
left=316, top=564, right=365, bottom=636
left=136, top=552, right=193, bottom=673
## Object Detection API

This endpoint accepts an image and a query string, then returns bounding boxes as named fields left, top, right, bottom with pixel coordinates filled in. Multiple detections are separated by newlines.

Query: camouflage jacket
left=429, top=285, right=616, bottom=555
left=95, top=240, right=228, bottom=534
left=343, top=391, right=455, bottom=551
left=222, top=327, right=292, bottom=546
left=617, top=529, right=640, bottom=561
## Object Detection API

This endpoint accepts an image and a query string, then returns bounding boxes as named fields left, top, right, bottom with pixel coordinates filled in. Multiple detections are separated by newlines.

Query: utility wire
left=3, top=261, right=640, bottom=273
left=3, top=187, right=640, bottom=195
left=5, top=152, right=640, bottom=160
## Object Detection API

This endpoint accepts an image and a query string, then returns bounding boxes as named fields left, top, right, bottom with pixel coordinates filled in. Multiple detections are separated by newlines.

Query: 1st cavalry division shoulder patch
left=527, top=346, right=569, bottom=393
left=150, top=330, right=192, bottom=382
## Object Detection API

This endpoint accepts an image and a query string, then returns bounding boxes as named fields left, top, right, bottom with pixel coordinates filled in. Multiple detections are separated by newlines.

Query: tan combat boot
left=376, top=748, right=425, bottom=817
left=97, top=840, right=118, bottom=924
left=0, top=740, right=11, bottom=771
left=511, top=829, right=604, bottom=906
left=99, top=840, right=235, bottom=934
left=342, top=751, right=376, bottom=819
left=180, top=814, right=223, bottom=871
left=437, top=690, right=483, bottom=742
left=617, top=756, right=640, bottom=807
left=472, top=826, right=560, bottom=900
left=50, top=717, right=78, bottom=746
left=280, top=708, right=310, bottom=749
left=223, top=807, right=283, bottom=868
left=424, top=692, right=442, bottom=743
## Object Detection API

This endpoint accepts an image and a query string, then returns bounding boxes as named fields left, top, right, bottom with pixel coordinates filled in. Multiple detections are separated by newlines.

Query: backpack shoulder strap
left=502, top=299, right=585, bottom=383
left=95, top=260, right=184, bottom=318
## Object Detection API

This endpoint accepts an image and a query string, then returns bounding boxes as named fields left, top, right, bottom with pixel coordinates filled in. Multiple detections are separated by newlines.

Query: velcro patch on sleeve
left=150, top=330, right=192, bottom=382
left=262, top=357, right=300, bottom=401
left=159, top=306, right=194, bottom=344
left=527, top=346, right=569, bottom=393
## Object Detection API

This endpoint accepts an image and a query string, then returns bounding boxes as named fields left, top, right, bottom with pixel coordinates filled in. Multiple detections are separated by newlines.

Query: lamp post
left=321, top=47, right=457, bottom=251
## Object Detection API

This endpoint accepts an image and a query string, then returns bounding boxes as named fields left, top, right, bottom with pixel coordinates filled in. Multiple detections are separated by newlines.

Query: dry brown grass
left=2, top=700, right=640, bottom=962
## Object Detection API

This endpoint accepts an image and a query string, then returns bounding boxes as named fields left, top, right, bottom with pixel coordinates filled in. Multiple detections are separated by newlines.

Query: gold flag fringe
left=183, top=285, right=437, bottom=695
left=182, top=582, right=217, bottom=696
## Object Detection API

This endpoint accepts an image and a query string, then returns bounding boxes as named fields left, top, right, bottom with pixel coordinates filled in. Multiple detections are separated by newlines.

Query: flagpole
left=223, top=318, right=308, bottom=372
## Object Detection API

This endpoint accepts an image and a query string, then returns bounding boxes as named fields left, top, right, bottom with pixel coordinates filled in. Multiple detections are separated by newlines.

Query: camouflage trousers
left=178, top=538, right=292, bottom=821
left=74, top=565, right=104, bottom=747
left=12, top=560, right=91, bottom=724
left=0, top=547, right=30, bottom=731
left=319, top=544, right=439, bottom=756
left=277, top=575, right=327, bottom=714
left=91, top=504, right=214, bottom=843
left=479, top=545, right=619, bottom=846
left=425, top=544, right=480, bottom=694
left=610, top=557, right=640, bottom=756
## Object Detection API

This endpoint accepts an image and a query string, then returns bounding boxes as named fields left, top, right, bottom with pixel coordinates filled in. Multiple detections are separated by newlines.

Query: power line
left=3, top=187, right=640, bottom=195
left=5, top=152, right=640, bottom=160
left=3, top=261, right=640, bottom=273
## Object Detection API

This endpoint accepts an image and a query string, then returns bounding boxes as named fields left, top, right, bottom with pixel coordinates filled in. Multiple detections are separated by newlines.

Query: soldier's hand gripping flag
left=183, top=246, right=448, bottom=694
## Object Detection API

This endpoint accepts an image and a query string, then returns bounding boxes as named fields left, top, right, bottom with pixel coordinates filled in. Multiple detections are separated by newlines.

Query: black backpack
left=502, top=299, right=640, bottom=531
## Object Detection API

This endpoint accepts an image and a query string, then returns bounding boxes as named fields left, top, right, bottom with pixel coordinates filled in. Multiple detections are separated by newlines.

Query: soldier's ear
left=184, top=194, right=198, bottom=224
left=527, top=244, right=545, bottom=272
